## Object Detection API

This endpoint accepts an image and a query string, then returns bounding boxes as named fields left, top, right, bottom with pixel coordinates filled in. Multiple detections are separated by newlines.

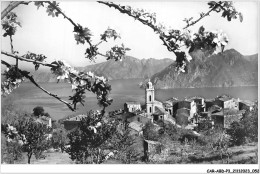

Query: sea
left=2, top=78, right=258, bottom=120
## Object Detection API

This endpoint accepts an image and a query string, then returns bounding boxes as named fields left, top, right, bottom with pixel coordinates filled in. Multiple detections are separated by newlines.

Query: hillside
left=77, top=56, right=173, bottom=80
left=150, top=49, right=258, bottom=89
left=27, top=56, right=173, bottom=82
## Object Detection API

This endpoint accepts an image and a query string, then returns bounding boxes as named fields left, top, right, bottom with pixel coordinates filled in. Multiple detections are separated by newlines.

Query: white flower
left=182, top=30, right=195, bottom=41
left=89, top=126, right=97, bottom=134
left=7, top=137, right=12, bottom=142
left=71, top=84, right=78, bottom=90
left=96, top=76, right=106, bottom=83
left=95, top=122, right=102, bottom=128
left=212, top=30, right=229, bottom=46
left=86, top=71, right=94, bottom=78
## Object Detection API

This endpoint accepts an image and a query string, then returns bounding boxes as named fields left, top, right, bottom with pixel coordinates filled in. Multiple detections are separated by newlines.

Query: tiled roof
left=128, top=121, right=143, bottom=132
left=65, top=114, right=88, bottom=121
left=154, top=106, right=166, bottom=115
left=125, top=102, right=141, bottom=105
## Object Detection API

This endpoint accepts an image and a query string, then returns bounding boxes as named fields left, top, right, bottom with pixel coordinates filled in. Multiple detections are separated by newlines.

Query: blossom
left=212, top=30, right=229, bottom=47
left=95, top=122, right=102, bottom=128
left=89, top=126, right=97, bottom=134
left=86, top=71, right=94, bottom=78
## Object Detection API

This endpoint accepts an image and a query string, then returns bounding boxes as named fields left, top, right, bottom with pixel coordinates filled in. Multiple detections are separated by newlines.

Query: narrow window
left=150, top=107, right=152, bottom=113
left=149, top=95, right=152, bottom=102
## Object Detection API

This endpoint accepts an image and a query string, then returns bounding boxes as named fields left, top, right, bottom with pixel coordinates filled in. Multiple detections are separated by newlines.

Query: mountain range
left=76, top=56, right=174, bottom=80
left=25, top=49, right=258, bottom=89
left=28, top=56, right=174, bottom=82
left=149, top=49, right=258, bottom=89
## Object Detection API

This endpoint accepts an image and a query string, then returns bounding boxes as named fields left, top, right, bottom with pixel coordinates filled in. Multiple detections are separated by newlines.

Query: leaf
left=3, top=33, right=8, bottom=37
left=208, top=1, right=217, bottom=8
left=198, top=26, right=205, bottom=35
left=222, top=11, right=229, bottom=18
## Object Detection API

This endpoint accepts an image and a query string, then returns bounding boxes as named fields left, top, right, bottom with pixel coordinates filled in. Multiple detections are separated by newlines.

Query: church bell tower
left=145, top=79, right=155, bottom=116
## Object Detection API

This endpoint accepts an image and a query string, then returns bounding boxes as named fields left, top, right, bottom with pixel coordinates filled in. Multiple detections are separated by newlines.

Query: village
left=63, top=80, right=255, bottom=133
left=61, top=80, right=256, bottom=162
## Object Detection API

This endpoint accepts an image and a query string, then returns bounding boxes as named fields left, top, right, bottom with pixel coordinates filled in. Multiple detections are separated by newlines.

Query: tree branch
left=1, top=1, right=31, bottom=20
left=21, top=71, right=75, bottom=111
left=97, top=1, right=176, bottom=53
left=1, top=51, right=58, bottom=68
left=45, top=1, right=78, bottom=28
left=1, top=60, right=75, bottom=111
left=183, top=2, right=223, bottom=29
left=45, top=1, right=95, bottom=49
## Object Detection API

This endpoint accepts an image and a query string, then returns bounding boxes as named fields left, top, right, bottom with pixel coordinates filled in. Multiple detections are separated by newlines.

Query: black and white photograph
left=1, top=0, right=259, bottom=173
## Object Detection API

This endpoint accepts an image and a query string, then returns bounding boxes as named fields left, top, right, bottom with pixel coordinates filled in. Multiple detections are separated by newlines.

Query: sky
left=1, top=1, right=258, bottom=69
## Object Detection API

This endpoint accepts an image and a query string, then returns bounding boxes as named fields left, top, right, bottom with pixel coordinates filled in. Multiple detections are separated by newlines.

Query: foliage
left=227, top=105, right=258, bottom=146
left=66, top=110, right=118, bottom=164
left=33, top=106, right=45, bottom=117
left=51, top=126, right=68, bottom=152
left=22, top=52, right=47, bottom=70
left=100, top=27, right=121, bottom=41
left=107, top=128, right=139, bottom=164
left=1, top=116, right=52, bottom=164
left=1, top=65, right=24, bottom=95
left=1, top=133, right=23, bottom=164
left=106, top=44, right=131, bottom=61
left=142, top=121, right=160, bottom=141
left=197, top=119, right=213, bottom=132
left=226, top=121, right=246, bottom=146
left=1, top=12, right=21, bottom=37
left=240, top=105, right=258, bottom=142
left=176, top=113, right=189, bottom=126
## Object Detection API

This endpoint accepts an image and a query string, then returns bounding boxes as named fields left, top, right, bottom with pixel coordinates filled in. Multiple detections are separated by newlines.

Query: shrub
left=33, top=106, right=45, bottom=117
left=143, top=121, right=160, bottom=141
left=227, top=105, right=258, bottom=146
left=226, top=121, right=246, bottom=146
left=66, top=110, right=118, bottom=164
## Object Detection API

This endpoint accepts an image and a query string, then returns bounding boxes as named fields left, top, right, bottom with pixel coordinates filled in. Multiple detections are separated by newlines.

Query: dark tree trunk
left=27, top=152, right=32, bottom=164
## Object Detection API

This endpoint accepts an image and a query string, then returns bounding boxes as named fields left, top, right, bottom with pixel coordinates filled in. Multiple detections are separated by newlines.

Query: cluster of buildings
left=62, top=80, right=256, bottom=134
left=59, top=80, right=256, bottom=161
left=111, top=81, right=256, bottom=135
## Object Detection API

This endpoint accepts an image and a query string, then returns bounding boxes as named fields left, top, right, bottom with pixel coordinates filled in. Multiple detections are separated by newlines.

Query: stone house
left=128, top=121, right=144, bottom=136
left=214, top=96, right=239, bottom=110
left=164, top=97, right=179, bottom=116
left=153, top=106, right=167, bottom=121
left=127, top=112, right=151, bottom=125
left=143, top=139, right=162, bottom=161
left=178, top=99, right=197, bottom=121
left=176, top=108, right=190, bottom=126
left=239, top=100, right=255, bottom=111
left=205, top=99, right=214, bottom=111
left=189, top=96, right=205, bottom=113
left=63, top=114, right=88, bottom=130
left=211, top=110, right=224, bottom=128
left=35, top=116, right=52, bottom=128
left=124, top=102, right=141, bottom=113
left=211, top=109, right=244, bottom=128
